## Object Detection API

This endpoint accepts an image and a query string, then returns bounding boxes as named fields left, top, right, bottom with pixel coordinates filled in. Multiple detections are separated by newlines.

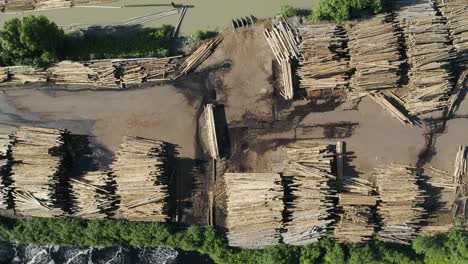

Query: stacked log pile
left=34, top=0, right=71, bottom=10
left=334, top=175, right=376, bottom=243
left=439, top=0, right=468, bottom=63
left=119, top=64, right=145, bottom=87
left=334, top=193, right=377, bottom=243
left=453, top=145, right=467, bottom=184
left=264, top=20, right=299, bottom=61
left=397, top=0, right=455, bottom=115
left=224, top=173, right=284, bottom=248
left=375, top=164, right=426, bottom=244
left=112, top=136, right=170, bottom=222
left=179, top=37, right=223, bottom=75
left=369, top=93, right=414, bottom=125
left=452, top=145, right=468, bottom=218
left=49, top=61, right=95, bottom=85
left=70, top=171, right=113, bottom=218
left=0, top=134, right=12, bottom=210
left=296, top=23, right=350, bottom=94
left=440, top=1, right=468, bottom=117
left=3, top=0, right=35, bottom=11
left=10, top=126, right=68, bottom=217
left=117, top=56, right=179, bottom=86
left=86, top=61, right=117, bottom=87
left=264, top=20, right=299, bottom=99
left=0, top=57, right=179, bottom=88
left=199, top=104, right=219, bottom=159
left=424, top=166, right=457, bottom=212
left=0, top=66, right=47, bottom=86
left=348, top=14, right=403, bottom=91
left=279, top=141, right=336, bottom=245
left=136, top=56, right=178, bottom=82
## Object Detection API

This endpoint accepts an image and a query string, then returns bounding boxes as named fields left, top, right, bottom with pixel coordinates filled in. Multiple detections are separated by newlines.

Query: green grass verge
left=0, top=15, right=173, bottom=67
left=0, top=216, right=467, bottom=264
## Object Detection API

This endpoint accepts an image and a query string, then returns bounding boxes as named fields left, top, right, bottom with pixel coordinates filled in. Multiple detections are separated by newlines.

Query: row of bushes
left=280, top=0, right=392, bottom=23
left=0, top=216, right=467, bottom=264
left=0, top=15, right=173, bottom=67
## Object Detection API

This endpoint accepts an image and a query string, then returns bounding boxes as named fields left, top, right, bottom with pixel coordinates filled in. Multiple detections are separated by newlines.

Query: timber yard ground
left=0, top=2, right=467, bottom=259
left=0, top=19, right=467, bottom=229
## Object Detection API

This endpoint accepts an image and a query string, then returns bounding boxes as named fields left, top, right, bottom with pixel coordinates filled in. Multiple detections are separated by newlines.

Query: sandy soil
left=201, top=24, right=277, bottom=124
left=300, top=98, right=426, bottom=180
left=428, top=94, right=468, bottom=174
left=2, top=85, right=201, bottom=159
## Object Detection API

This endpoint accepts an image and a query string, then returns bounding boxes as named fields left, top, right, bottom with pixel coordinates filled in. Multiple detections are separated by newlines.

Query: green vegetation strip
left=0, top=16, right=173, bottom=67
left=280, top=0, right=392, bottom=23
left=0, top=217, right=467, bottom=264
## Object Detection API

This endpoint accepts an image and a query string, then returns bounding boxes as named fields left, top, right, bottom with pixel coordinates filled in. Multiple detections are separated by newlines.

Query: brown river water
left=0, top=0, right=316, bottom=36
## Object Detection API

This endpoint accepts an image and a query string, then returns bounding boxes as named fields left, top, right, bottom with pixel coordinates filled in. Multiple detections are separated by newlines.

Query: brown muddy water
left=0, top=0, right=317, bottom=36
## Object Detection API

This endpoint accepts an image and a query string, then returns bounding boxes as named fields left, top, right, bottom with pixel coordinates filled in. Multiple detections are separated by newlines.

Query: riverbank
left=0, top=216, right=467, bottom=264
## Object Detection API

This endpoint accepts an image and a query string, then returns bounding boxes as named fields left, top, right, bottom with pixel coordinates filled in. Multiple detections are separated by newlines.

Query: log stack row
left=0, top=134, right=12, bottom=210
left=0, top=57, right=180, bottom=88
left=86, top=60, right=117, bottom=87
left=296, top=23, right=350, bottom=94
left=199, top=104, right=219, bottom=160
left=375, top=164, right=426, bottom=244
left=264, top=20, right=299, bottom=99
left=369, top=92, right=414, bottom=125
left=334, top=176, right=376, bottom=243
left=112, top=136, right=171, bottom=222
left=0, top=0, right=113, bottom=12
left=333, top=193, right=377, bottom=243
left=348, top=14, right=403, bottom=91
left=439, top=0, right=468, bottom=116
left=34, top=0, right=71, bottom=9
left=224, top=173, right=284, bottom=249
left=453, top=145, right=467, bottom=185
left=397, top=0, right=455, bottom=116
left=424, top=166, right=457, bottom=212
left=10, top=126, right=69, bottom=217
left=49, top=61, right=97, bottom=86
left=179, top=37, right=223, bottom=75
left=280, top=141, right=337, bottom=245
left=438, top=0, right=468, bottom=64
left=0, top=66, right=48, bottom=86
left=70, top=171, right=113, bottom=219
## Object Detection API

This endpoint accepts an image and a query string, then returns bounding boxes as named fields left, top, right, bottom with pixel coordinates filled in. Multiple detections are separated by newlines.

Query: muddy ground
left=1, top=21, right=466, bottom=228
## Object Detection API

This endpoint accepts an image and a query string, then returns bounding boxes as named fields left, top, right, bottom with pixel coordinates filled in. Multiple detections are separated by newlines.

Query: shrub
left=0, top=216, right=467, bottom=264
left=280, top=5, right=300, bottom=18
left=192, top=30, right=217, bottom=42
left=0, top=16, right=65, bottom=67
left=0, top=16, right=174, bottom=67
left=309, top=0, right=391, bottom=23
left=63, top=25, right=173, bottom=60
left=279, top=5, right=311, bottom=18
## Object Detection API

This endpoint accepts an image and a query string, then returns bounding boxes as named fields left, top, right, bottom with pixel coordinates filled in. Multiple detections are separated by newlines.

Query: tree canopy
left=0, top=16, right=65, bottom=67
left=0, top=15, right=173, bottom=67
left=309, top=0, right=391, bottom=23
left=0, top=216, right=467, bottom=264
